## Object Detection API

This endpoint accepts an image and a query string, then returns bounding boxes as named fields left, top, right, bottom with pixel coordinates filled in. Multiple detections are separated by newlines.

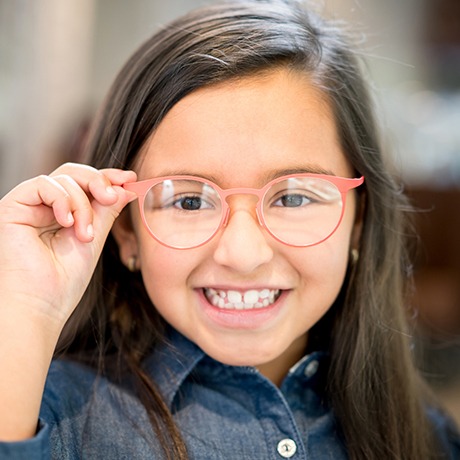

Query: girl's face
left=114, top=69, right=361, bottom=381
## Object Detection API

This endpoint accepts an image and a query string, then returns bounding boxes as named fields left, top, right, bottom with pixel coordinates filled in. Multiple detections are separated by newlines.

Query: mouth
left=203, top=288, right=282, bottom=310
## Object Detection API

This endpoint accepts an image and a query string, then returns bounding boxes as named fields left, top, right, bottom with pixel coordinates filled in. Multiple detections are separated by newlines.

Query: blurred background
left=1, top=0, right=459, bottom=423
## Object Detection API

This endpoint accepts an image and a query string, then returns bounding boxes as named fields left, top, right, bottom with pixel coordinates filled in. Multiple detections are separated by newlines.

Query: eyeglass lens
left=141, top=177, right=344, bottom=248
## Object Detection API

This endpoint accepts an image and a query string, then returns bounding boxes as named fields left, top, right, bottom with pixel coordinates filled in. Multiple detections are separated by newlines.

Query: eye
left=172, top=194, right=214, bottom=211
left=272, top=193, right=312, bottom=208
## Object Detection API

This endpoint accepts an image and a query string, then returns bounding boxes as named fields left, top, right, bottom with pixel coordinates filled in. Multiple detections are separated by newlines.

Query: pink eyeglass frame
left=123, top=173, right=364, bottom=249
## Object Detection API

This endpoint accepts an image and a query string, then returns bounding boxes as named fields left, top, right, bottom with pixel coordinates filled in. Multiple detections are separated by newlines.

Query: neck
left=256, top=334, right=308, bottom=387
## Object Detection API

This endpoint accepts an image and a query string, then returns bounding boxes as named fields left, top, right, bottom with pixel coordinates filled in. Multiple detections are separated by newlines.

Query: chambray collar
left=143, top=329, right=206, bottom=408
left=143, top=328, right=330, bottom=409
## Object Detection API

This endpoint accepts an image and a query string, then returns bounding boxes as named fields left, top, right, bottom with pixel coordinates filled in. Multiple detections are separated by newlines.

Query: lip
left=196, top=287, right=289, bottom=330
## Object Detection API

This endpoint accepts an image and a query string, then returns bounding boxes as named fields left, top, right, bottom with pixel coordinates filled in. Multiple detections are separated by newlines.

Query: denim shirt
left=1, top=330, right=459, bottom=459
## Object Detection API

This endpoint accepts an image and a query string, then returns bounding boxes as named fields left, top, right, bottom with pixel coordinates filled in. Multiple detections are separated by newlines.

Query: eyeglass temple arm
left=122, top=181, right=148, bottom=196
left=335, top=176, right=364, bottom=191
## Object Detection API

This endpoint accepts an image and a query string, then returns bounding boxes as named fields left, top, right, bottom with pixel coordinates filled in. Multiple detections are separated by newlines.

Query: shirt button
left=304, top=359, right=319, bottom=379
left=277, top=438, right=297, bottom=458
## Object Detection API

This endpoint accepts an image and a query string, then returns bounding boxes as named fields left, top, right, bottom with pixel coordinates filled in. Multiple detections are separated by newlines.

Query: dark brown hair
left=58, top=1, right=443, bottom=458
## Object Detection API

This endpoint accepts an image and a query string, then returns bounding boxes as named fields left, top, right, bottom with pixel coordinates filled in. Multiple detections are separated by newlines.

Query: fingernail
left=67, top=212, right=74, bottom=224
left=87, top=224, right=94, bottom=238
left=106, top=186, right=116, bottom=195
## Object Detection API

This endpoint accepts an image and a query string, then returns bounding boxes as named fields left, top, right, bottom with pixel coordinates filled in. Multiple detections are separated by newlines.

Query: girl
left=0, top=0, right=458, bottom=458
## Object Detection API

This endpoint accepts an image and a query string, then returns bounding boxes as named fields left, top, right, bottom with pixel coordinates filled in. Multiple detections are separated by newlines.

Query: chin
left=198, top=336, right=282, bottom=368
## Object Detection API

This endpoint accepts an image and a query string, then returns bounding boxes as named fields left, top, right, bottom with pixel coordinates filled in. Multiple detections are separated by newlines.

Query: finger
left=52, top=174, right=137, bottom=244
left=3, top=175, right=76, bottom=229
left=51, top=175, right=96, bottom=242
left=52, top=174, right=136, bottom=242
left=50, top=163, right=136, bottom=206
left=87, top=169, right=137, bottom=206
left=98, top=168, right=137, bottom=186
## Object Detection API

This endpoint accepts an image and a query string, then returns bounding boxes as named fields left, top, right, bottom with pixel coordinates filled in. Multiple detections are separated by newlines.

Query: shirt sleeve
left=0, top=419, right=50, bottom=459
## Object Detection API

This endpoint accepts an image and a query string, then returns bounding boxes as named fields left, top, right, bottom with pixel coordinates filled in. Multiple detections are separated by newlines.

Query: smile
left=204, top=288, right=281, bottom=310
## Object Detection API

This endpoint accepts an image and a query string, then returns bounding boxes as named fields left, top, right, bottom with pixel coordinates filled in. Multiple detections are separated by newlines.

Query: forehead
left=137, top=69, right=352, bottom=184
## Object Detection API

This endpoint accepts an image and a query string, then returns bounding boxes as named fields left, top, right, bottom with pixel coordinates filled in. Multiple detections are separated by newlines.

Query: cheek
left=295, top=243, right=349, bottom=287
left=295, top=248, right=347, bottom=331
left=139, top=244, right=181, bottom=288
left=289, top=222, right=353, bottom=305
left=136, top=238, right=200, bottom=307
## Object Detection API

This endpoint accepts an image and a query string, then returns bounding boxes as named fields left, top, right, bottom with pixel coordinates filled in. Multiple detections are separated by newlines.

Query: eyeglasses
left=123, top=173, right=364, bottom=249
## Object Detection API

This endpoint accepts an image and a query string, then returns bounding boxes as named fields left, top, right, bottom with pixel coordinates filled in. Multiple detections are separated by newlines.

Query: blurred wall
left=0, top=0, right=95, bottom=194
left=3, top=0, right=458, bottom=195
left=2, top=0, right=454, bottom=195
left=0, top=0, right=208, bottom=196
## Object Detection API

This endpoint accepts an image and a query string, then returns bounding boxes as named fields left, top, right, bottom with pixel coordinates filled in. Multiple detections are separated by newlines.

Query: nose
left=213, top=207, right=274, bottom=273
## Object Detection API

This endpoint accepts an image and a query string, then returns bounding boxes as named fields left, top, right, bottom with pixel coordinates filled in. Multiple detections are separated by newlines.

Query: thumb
left=89, top=186, right=136, bottom=248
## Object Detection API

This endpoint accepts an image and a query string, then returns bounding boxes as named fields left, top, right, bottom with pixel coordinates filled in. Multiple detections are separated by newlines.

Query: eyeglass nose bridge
left=219, top=188, right=266, bottom=229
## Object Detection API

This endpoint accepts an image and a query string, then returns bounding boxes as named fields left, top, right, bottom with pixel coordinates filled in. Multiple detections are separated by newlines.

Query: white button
left=277, top=438, right=297, bottom=458
left=304, top=359, right=319, bottom=379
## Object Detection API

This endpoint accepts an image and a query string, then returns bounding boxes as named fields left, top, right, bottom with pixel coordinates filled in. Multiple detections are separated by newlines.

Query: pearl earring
left=127, top=256, right=138, bottom=272
left=350, top=248, right=359, bottom=265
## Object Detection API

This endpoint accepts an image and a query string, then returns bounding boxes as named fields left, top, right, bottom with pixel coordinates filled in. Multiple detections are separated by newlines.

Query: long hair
left=58, top=1, right=442, bottom=458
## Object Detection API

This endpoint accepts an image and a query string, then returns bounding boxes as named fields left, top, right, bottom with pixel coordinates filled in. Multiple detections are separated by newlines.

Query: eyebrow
left=264, top=166, right=336, bottom=181
left=151, top=165, right=336, bottom=184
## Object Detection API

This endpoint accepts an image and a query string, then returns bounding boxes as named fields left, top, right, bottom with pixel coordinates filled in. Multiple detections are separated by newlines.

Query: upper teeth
left=204, top=288, right=280, bottom=310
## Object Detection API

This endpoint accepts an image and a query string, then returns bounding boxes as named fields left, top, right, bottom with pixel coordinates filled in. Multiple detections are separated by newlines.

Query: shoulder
left=40, top=357, right=137, bottom=425
left=427, top=406, right=460, bottom=459
left=45, top=358, right=101, bottom=396
left=40, top=359, right=101, bottom=421
left=39, top=358, right=165, bottom=458
left=41, top=357, right=144, bottom=421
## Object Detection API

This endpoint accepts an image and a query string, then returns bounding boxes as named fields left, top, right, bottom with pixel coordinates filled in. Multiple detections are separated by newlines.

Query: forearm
left=0, top=306, right=61, bottom=441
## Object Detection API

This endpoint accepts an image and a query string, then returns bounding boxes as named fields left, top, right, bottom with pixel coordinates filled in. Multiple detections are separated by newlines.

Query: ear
left=111, top=208, right=140, bottom=267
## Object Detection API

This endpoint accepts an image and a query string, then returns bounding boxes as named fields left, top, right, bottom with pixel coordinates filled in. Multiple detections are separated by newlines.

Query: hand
left=0, top=163, right=137, bottom=329
left=0, top=162, right=138, bottom=440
